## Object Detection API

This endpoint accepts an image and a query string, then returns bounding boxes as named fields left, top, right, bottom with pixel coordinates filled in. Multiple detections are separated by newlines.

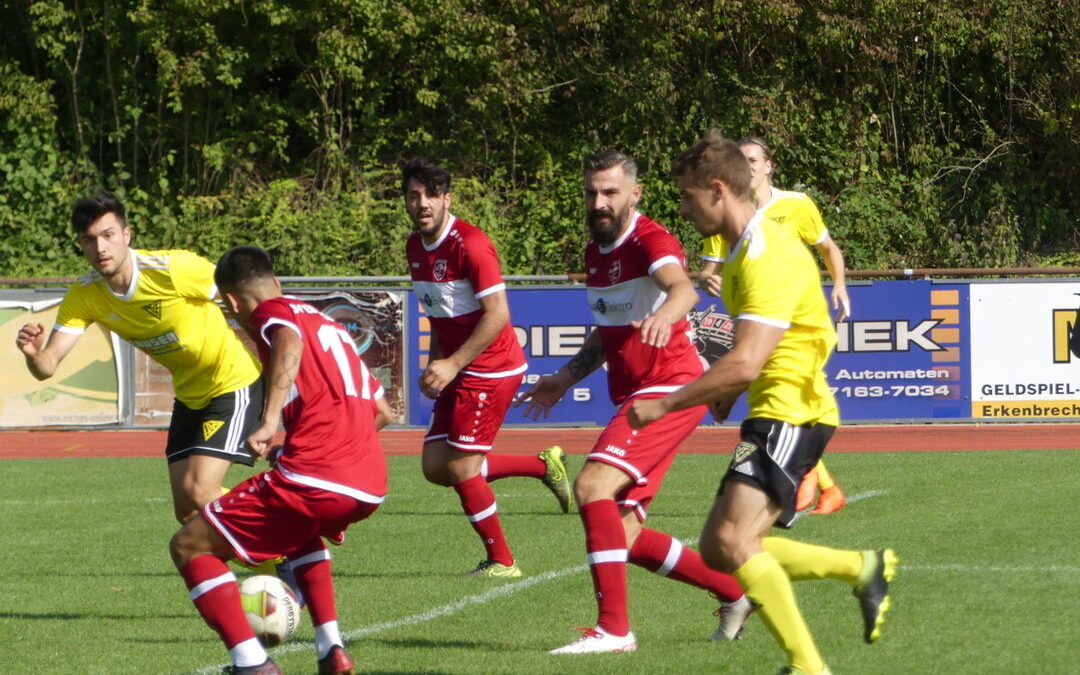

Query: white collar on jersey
left=422, top=214, right=458, bottom=252
left=105, top=247, right=141, bottom=302
left=728, top=210, right=766, bottom=261
left=597, top=211, right=641, bottom=254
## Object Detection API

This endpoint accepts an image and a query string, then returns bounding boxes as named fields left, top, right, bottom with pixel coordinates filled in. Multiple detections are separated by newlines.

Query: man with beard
left=402, top=158, right=572, bottom=578
left=517, top=149, right=751, bottom=654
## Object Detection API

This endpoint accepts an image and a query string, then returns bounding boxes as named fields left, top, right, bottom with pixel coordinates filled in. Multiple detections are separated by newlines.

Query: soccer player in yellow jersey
left=15, top=192, right=263, bottom=524
left=700, top=137, right=847, bottom=514
left=628, top=132, right=896, bottom=675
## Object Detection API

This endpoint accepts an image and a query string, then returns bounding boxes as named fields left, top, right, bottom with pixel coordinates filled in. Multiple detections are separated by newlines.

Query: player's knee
left=421, top=462, right=452, bottom=487
left=700, top=530, right=742, bottom=574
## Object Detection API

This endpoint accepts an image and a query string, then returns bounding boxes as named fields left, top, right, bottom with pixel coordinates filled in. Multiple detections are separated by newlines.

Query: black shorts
left=165, top=377, right=265, bottom=465
left=720, top=417, right=835, bottom=528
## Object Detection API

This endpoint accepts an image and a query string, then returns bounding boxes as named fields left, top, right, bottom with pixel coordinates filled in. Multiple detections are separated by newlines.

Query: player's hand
left=632, top=313, right=674, bottom=348
left=246, top=423, right=277, bottom=460
left=419, top=358, right=459, bottom=399
left=708, top=396, right=737, bottom=423
left=627, top=397, right=669, bottom=429
left=15, top=323, right=46, bottom=356
left=699, top=273, right=723, bottom=298
left=514, top=373, right=572, bottom=420
left=832, top=286, right=851, bottom=323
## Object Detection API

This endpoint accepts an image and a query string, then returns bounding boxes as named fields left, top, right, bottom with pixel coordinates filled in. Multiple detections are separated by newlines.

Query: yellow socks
left=763, top=537, right=863, bottom=584
left=734, top=552, right=825, bottom=674
left=816, top=460, right=835, bottom=490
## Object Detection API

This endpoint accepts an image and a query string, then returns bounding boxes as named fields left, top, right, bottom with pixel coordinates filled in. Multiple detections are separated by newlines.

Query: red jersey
left=407, top=216, right=527, bottom=378
left=249, top=296, right=387, bottom=504
left=585, top=212, right=703, bottom=405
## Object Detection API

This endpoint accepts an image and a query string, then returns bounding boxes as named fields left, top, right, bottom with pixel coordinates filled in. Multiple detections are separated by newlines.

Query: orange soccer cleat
left=811, top=485, right=846, bottom=514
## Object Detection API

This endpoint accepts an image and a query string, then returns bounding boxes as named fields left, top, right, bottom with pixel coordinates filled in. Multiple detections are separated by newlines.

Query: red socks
left=483, top=454, right=546, bottom=481
left=288, top=540, right=336, bottom=627
left=629, top=528, right=744, bottom=602
left=180, top=555, right=255, bottom=648
left=580, top=499, right=630, bottom=636
left=453, top=474, right=514, bottom=566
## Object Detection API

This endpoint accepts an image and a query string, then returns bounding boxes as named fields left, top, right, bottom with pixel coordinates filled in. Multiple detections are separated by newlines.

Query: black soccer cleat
left=854, top=548, right=898, bottom=643
left=222, top=658, right=283, bottom=675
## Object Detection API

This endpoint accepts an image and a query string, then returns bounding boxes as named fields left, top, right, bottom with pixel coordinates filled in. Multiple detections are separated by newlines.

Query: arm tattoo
left=272, top=351, right=300, bottom=391
left=567, top=342, right=604, bottom=381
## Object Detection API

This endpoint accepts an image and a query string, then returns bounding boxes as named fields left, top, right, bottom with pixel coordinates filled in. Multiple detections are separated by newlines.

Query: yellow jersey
left=701, top=189, right=828, bottom=263
left=722, top=213, right=839, bottom=426
left=55, top=248, right=261, bottom=409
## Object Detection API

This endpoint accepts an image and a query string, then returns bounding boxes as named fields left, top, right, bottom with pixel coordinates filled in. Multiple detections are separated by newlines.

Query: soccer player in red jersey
left=517, top=150, right=751, bottom=654
left=402, top=158, right=572, bottom=578
left=169, top=245, right=392, bottom=675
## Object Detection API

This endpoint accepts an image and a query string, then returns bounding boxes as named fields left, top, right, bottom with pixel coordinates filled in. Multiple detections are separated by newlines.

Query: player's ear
left=221, top=289, right=242, bottom=317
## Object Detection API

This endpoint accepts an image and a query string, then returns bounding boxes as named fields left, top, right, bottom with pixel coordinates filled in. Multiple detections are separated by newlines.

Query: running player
left=402, top=158, right=572, bottom=578
left=517, top=149, right=751, bottom=654
left=15, top=191, right=262, bottom=524
left=699, top=137, right=847, bottom=514
left=170, top=245, right=392, bottom=675
left=629, top=132, right=896, bottom=675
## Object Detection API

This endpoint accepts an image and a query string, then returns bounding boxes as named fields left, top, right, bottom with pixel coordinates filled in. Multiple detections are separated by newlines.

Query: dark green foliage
left=0, top=1, right=1076, bottom=276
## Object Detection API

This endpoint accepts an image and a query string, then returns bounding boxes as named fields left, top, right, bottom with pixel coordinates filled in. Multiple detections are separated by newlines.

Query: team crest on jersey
left=202, top=419, right=224, bottom=440
left=608, top=260, right=621, bottom=284
left=142, top=300, right=162, bottom=320
left=433, top=259, right=448, bottom=281
left=731, top=441, right=758, bottom=464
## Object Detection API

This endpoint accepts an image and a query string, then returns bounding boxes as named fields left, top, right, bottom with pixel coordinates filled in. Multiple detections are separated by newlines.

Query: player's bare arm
left=633, top=262, right=699, bottom=348
left=698, top=260, right=724, bottom=297
left=16, top=323, right=81, bottom=380
left=815, top=234, right=850, bottom=322
left=420, top=289, right=509, bottom=398
left=515, top=329, right=605, bottom=420
left=248, top=325, right=303, bottom=459
left=627, top=319, right=785, bottom=428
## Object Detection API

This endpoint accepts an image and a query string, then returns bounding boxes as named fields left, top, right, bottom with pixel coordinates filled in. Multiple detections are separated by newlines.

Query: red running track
left=1, top=424, right=1077, bottom=459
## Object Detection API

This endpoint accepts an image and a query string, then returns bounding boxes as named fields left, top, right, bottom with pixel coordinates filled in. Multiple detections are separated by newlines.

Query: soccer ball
left=238, top=575, right=301, bottom=647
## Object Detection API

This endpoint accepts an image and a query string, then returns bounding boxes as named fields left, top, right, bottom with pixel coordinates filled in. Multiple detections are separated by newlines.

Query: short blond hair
left=672, top=130, right=752, bottom=198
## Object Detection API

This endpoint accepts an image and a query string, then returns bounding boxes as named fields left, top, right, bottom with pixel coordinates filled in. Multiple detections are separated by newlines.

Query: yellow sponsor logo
left=202, top=419, right=224, bottom=440
left=973, top=400, right=1080, bottom=418
left=732, top=441, right=758, bottom=463
left=1052, top=309, right=1077, bottom=363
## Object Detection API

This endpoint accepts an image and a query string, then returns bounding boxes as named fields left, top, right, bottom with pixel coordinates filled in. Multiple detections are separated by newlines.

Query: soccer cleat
left=711, top=594, right=755, bottom=641
left=539, top=445, right=573, bottom=513
left=549, top=626, right=637, bottom=654
left=325, top=530, right=346, bottom=546
left=795, top=468, right=819, bottom=511
left=811, top=485, right=846, bottom=514
left=775, top=666, right=833, bottom=675
left=318, top=645, right=356, bottom=675
left=464, top=558, right=522, bottom=578
left=222, top=658, right=283, bottom=675
left=854, top=548, right=899, bottom=643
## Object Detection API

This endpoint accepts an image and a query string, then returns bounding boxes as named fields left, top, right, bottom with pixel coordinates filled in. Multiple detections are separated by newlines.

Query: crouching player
left=170, top=245, right=393, bottom=675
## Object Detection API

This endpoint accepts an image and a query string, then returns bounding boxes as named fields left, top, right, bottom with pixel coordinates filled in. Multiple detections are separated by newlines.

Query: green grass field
left=0, top=449, right=1077, bottom=674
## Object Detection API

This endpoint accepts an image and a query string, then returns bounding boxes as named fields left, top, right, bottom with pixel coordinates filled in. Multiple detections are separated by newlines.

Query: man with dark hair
left=170, top=244, right=392, bottom=675
left=628, top=131, right=896, bottom=675
left=401, top=158, right=572, bottom=578
left=698, top=136, right=851, bottom=515
left=16, top=191, right=264, bottom=524
left=517, top=149, right=750, bottom=654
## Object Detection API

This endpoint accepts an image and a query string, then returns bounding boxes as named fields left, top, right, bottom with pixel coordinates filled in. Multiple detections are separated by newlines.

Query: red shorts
left=587, top=395, right=707, bottom=521
left=203, top=471, right=380, bottom=566
left=424, top=372, right=523, bottom=451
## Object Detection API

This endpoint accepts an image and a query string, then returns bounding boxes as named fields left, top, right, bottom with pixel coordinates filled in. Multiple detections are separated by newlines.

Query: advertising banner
left=969, top=281, right=1080, bottom=419
left=0, top=299, right=123, bottom=427
left=408, top=281, right=974, bottom=426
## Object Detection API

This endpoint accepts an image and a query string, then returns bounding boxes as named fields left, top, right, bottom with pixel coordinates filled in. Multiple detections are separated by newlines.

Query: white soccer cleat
left=549, top=626, right=637, bottom=654
left=712, top=594, right=755, bottom=641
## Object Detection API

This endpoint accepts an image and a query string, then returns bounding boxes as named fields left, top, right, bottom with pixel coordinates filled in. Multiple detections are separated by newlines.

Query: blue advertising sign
left=406, top=281, right=972, bottom=426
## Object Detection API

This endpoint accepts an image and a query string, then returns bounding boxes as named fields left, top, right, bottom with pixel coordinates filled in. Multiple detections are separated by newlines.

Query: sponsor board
left=969, top=282, right=1080, bottom=419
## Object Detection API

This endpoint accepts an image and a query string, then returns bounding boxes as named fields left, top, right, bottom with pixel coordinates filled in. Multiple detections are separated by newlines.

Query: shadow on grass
left=0, top=610, right=190, bottom=620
